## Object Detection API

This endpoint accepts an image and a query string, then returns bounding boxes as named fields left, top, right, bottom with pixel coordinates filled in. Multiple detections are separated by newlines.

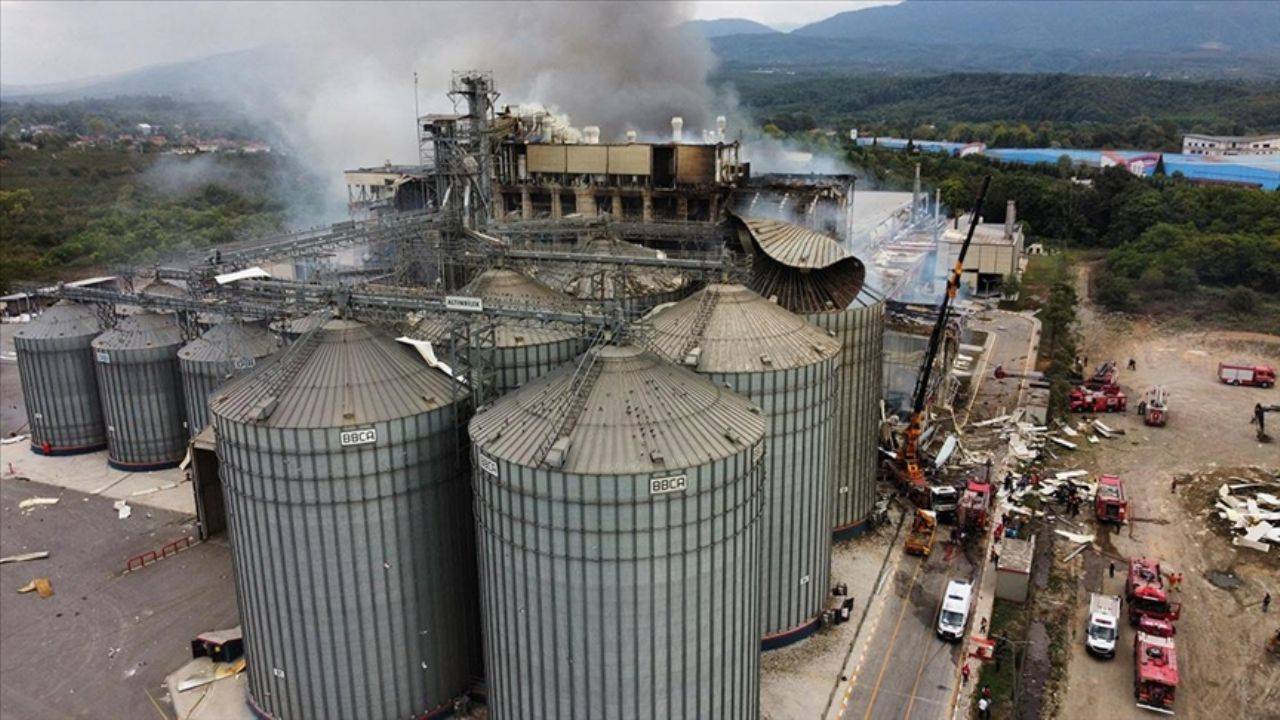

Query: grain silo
left=738, top=216, right=886, bottom=540
left=410, top=267, right=586, bottom=394
left=177, top=321, right=278, bottom=438
left=645, top=283, right=840, bottom=648
left=91, top=312, right=188, bottom=470
left=469, top=343, right=767, bottom=719
left=13, top=302, right=107, bottom=455
left=521, top=234, right=696, bottom=314
left=210, top=318, right=480, bottom=720
left=139, top=278, right=186, bottom=299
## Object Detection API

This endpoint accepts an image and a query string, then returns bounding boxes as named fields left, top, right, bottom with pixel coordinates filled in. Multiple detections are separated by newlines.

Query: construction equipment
left=1134, top=632, right=1179, bottom=714
left=1069, top=385, right=1128, bottom=413
left=1219, top=362, right=1276, bottom=388
left=904, top=509, right=937, bottom=556
left=929, top=485, right=960, bottom=522
left=1125, top=558, right=1182, bottom=626
left=1095, top=474, right=1129, bottom=524
left=1139, top=386, right=1168, bottom=426
left=895, top=176, right=991, bottom=505
left=1253, top=403, right=1280, bottom=442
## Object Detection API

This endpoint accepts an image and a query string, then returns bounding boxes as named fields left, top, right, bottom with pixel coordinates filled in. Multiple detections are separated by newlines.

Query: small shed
left=996, top=535, right=1036, bottom=602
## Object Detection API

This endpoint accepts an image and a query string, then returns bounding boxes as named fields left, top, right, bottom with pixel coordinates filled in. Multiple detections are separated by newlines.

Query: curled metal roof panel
left=470, top=344, right=764, bottom=475
left=645, top=283, right=839, bottom=373
left=211, top=318, right=460, bottom=428
left=179, top=321, right=280, bottom=363
left=739, top=217, right=849, bottom=269
left=14, top=301, right=101, bottom=341
left=92, top=312, right=183, bottom=350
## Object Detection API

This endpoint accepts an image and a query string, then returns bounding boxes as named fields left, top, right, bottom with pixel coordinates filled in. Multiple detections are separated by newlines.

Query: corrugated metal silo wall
left=472, top=446, right=766, bottom=719
left=215, top=406, right=482, bottom=720
left=94, top=344, right=187, bottom=469
left=492, top=336, right=587, bottom=395
left=14, top=332, right=107, bottom=453
left=180, top=358, right=247, bottom=439
left=709, top=359, right=838, bottom=644
left=808, top=301, right=885, bottom=538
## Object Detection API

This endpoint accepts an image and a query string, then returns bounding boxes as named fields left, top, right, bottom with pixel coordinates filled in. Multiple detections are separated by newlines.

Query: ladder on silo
left=532, top=329, right=604, bottom=468
left=677, top=287, right=719, bottom=364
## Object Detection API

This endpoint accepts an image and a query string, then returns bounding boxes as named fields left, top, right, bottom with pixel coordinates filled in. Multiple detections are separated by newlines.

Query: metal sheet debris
left=113, top=499, right=132, bottom=520
left=1054, top=529, right=1095, bottom=544
left=0, top=551, right=49, bottom=564
left=18, top=497, right=59, bottom=512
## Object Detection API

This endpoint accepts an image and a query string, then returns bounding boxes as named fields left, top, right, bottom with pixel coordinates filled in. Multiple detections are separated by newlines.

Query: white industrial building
left=939, top=200, right=1025, bottom=295
left=1181, top=133, right=1279, bottom=157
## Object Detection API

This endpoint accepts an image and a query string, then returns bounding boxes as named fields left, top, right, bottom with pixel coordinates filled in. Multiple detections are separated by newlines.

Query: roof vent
left=724, top=427, right=742, bottom=444
left=759, top=354, right=773, bottom=366
left=649, top=448, right=665, bottom=464
left=249, top=396, right=278, bottom=422
left=682, top=346, right=702, bottom=366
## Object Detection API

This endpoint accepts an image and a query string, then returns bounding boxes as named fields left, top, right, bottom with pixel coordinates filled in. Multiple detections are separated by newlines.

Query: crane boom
left=899, top=176, right=992, bottom=496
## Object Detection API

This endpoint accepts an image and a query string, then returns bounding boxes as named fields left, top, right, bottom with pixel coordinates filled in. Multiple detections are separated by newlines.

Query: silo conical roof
left=92, top=313, right=184, bottom=350
left=15, top=301, right=101, bottom=341
left=471, top=343, right=765, bottom=475
left=179, top=322, right=279, bottom=363
left=212, top=318, right=459, bottom=428
left=411, top=268, right=580, bottom=346
left=645, top=283, right=839, bottom=373
left=139, top=278, right=186, bottom=299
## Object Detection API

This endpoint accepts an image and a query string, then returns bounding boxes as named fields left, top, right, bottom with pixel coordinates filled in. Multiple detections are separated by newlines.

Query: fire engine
left=1095, top=475, right=1128, bottom=524
left=1069, top=385, right=1128, bottom=413
left=1140, top=386, right=1168, bottom=427
left=1125, top=558, right=1181, bottom=626
left=1134, top=632, right=1179, bottom=713
left=1085, top=360, right=1118, bottom=389
left=957, top=476, right=994, bottom=532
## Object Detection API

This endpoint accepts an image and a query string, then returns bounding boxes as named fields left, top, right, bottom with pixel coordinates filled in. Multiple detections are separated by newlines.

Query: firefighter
left=1128, top=357, right=1137, bottom=371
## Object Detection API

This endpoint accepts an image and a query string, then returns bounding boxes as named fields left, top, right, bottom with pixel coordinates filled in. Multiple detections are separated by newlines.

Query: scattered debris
left=16, top=577, right=54, bottom=598
left=0, top=434, right=28, bottom=445
left=130, top=482, right=178, bottom=498
left=0, top=551, right=49, bottom=564
left=113, top=499, right=132, bottom=520
left=18, top=497, right=59, bottom=512
left=1215, top=476, right=1280, bottom=552
left=176, top=657, right=247, bottom=692
left=1054, top=529, right=1095, bottom=544
left=1050, top=437, right=1078, bottom=450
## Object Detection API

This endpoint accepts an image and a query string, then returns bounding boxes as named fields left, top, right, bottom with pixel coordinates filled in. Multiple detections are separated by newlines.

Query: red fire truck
left=957, top=476, right=994, bottom=532
left=1085, top=360, right=1118, bottom=389
left=1140, top=386, right=1168, bottom=427
left=1125, top=558, right=1182, bottom=626
left=1069, top=385, right=1128, bottom=413
left=1218, top=362, right=1276, bottom=388
left=1134, top=632, right=1179, bottom=713
left=1095, top=475, right=1128, bottom=524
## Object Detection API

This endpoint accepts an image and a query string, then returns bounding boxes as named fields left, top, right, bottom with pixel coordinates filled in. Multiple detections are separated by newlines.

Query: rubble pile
left=1213, top=474, right=1280, bottom=553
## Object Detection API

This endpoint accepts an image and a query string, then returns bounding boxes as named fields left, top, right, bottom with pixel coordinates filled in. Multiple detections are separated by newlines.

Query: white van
left=1085, top=593, right=1121, bottom=658
left=937, top=579, right=973, bottom=641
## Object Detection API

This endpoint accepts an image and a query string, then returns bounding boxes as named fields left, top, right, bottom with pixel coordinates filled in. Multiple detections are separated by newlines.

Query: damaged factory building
left=6, top=70, right=1017, bottom=720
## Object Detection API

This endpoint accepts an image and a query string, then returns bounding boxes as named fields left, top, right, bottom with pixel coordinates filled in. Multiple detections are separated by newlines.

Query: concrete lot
left=0, top=478, right=237, bottom=720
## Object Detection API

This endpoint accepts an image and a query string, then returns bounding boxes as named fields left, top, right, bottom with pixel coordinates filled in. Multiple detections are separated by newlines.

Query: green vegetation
left=975, top=599, right=1027, bottom=718
left=0, top=146, right=324, bottom=291
left=721, top=71, right=1280, bottom=151
left=1, top=96, right=266, bottom=145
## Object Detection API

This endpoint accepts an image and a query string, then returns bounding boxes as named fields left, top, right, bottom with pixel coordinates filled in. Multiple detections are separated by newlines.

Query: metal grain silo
left=91, top=312, right=188, bottom=470
left=645, top=283, right=840, bottom=648
left=738, top=216, right=885, bottom=540
left=521, top=235, right=696, bottom=314
left=13, top=302, right=107, bottom=455
left=177, top=321, right=278, bottom=438
left=469, top=343, right=767, bottom=719
left=210, top=318, right=480, bottom=720
left=411, top=268, right=586, bottom=394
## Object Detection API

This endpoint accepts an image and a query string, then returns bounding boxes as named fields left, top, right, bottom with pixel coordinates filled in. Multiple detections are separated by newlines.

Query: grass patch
left=973, top=598, right=1029, bottom=718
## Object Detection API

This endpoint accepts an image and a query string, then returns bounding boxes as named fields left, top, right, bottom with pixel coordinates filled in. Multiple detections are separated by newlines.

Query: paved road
left=833, top=308, right=1040, bottom=720
left=840, top=542, right=979, bottom=720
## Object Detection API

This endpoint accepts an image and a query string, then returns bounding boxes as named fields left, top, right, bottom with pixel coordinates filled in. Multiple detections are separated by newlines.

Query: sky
left=0, top=0, right=899, bottom=87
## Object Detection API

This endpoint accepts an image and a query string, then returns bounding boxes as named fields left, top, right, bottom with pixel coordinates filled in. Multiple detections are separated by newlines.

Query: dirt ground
left=1055, top=266, right=1280, bottom=720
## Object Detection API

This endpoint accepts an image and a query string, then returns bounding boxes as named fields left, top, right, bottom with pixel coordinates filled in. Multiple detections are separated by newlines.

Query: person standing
left=962, top=662, right=971, bottom=686
left=978, top=696, right=991, bottom=719
left=1265, top=592, right=1272, bottom=613
left=1109, top=561, right=1116, bottom=579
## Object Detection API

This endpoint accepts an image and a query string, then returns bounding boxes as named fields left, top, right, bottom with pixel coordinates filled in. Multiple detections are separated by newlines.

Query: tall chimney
left=1005, top=199, right=1017, bottom=239
left=912, top=163, right=922, bottom=221
left=671, top=116, right=684, bottom=142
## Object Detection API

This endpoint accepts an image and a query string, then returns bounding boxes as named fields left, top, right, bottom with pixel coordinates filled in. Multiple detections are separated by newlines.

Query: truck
left=957, top=477, right=994, bottom=533
left=1125, top=557, right=1182, bottom=626
left=1085, top=360, right=1118, bottom=390
left=1134, top=632, right=1179, bottom=714
left=904, top=509, right=937, bottom=556
left=1218, top=362, right=1276, bottom=388
left=1139, top=386, right=1168, bottom=427
left=1095, top=475, right=1128, bottom=524
left=1069, top=385, right=1128, bottom=413
left=929, top=485, right=959, bottom=522
left=1085, top=593, right=1122, bottom=658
